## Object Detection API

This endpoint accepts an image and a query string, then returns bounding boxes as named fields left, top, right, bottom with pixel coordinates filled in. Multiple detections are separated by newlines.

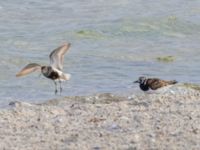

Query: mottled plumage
left=134, top=76, right=177, bottom=91
left=16, top=43, right=71, bottom=94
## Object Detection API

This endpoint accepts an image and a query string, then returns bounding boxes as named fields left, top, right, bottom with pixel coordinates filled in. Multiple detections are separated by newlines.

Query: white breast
left=52, top=67, right=71, bottom=81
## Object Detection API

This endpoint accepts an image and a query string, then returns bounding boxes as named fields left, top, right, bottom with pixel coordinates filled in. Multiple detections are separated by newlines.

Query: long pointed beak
left=133, top=80, right=139, bottom=83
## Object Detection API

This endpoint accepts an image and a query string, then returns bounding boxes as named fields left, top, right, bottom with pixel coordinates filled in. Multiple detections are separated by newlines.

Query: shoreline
left=0, top=85, right=200, bottom=149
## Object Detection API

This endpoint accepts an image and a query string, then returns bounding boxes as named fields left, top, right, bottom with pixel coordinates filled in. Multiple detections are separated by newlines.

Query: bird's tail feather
left=60, top=73, right=71, bottom=81
left=168, top=80, right=178, bottom=85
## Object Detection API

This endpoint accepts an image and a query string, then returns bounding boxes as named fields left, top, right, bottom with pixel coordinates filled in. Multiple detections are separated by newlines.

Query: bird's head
left=134, top=76, right=147, bottom=84
left=41, top=66, right=51, bottom=74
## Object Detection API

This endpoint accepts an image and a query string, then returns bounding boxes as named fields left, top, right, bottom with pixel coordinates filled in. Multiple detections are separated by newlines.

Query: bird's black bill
left=133, top=80, right=139, bottom=83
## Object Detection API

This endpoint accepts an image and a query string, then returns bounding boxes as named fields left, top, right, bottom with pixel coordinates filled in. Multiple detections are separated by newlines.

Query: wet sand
left=0, top=85, right=199, bottom=150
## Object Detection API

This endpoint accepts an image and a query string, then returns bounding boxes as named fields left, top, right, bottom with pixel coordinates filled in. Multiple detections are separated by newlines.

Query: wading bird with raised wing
left=16, top=43, right=71, bottom=94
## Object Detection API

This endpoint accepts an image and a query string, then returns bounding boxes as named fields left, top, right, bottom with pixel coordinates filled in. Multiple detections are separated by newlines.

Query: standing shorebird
left=134, top=76, right=177, bottom=91
left=16, top=43, right=71, bottom=94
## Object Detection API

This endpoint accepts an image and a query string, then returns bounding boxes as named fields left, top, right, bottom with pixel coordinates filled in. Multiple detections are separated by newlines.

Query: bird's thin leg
left=54, top=81, right=58, bottom=95
left=59, top=80, right=62, bottom=95
left=38, top=73, right=42, bottom=78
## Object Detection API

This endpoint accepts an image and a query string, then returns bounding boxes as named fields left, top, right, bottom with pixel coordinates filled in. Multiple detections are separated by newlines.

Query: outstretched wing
left=49, top=43, right=71, bottom=70
left=16, top=63, right=41, bottom=77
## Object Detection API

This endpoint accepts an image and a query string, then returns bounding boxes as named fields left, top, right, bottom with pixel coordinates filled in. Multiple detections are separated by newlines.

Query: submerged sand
left=0, top=85, right=200, bottom=150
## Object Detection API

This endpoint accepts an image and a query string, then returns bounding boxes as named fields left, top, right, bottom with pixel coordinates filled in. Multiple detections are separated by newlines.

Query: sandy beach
left=0, top=84, right=199, bottom=150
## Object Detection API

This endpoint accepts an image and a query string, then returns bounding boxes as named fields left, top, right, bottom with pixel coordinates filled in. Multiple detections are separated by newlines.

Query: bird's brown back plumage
left=146, top=78, right=177, bottom=90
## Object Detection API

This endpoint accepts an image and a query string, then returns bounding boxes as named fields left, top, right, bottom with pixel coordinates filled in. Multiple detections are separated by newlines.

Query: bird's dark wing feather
left=16, top=63, right=41, bottom=77
left=147, top=78, right=176, bottom=90
left=147, top=78, right=163, bottom=90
